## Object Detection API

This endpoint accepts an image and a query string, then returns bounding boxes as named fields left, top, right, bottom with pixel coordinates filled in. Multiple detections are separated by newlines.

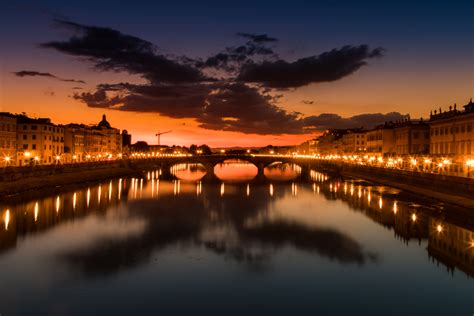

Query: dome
left=98, top=114, right=111, bottom=129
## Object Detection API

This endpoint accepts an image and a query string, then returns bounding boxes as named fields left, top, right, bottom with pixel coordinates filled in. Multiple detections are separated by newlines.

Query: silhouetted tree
left=199, top=144, right=212, bottom=155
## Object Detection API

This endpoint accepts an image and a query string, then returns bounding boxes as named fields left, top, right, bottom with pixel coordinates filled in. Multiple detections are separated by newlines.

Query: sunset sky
left=1, top=0, right=472, bottom=147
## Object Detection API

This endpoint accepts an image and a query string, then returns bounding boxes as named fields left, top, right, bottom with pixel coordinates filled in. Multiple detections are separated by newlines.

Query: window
left=32, top=135, right=36, bottom=140
left=23, top=134, right=27, bottom=140
left=31, top=125, right=38, bottom=130
left=23, top=144, right=28, bottom=149
left=32, top=144, right=36, bottom=150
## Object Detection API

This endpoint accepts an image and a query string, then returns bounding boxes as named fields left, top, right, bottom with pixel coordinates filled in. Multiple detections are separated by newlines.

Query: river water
left=0, top=161, right=472, bottom=315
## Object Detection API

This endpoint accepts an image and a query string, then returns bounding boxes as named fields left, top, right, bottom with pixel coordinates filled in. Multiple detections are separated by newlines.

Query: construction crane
left=155, top=130, right=172, bottom=146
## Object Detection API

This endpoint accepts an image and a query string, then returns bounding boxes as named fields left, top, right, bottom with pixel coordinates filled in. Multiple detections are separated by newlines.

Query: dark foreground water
left=0, top=162, right=473, bottom=315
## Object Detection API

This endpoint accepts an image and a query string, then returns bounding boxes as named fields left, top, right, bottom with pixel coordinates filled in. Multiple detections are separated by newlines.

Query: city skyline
left=1, top=0, right=473, bottom=147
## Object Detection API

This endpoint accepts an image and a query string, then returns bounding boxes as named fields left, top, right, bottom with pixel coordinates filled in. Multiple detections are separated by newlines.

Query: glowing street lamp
left=436, top=224, right=443, bottom=233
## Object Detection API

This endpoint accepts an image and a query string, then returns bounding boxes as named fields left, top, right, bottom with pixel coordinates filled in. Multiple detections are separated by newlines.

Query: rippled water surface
left=0, top=162, right=472, bottom=315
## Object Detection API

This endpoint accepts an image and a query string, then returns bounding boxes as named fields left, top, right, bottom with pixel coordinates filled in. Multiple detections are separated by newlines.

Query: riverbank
left=0, top=163, right=138, bottom=199
left=312, top=161, right=474, bottom=210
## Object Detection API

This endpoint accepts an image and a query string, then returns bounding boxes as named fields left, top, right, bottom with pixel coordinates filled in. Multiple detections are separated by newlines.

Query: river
left=0, top=160, right=472, bottom=315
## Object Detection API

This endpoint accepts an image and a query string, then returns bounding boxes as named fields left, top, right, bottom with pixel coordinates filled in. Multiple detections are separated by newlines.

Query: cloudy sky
left=1, top=0, right=472, bottom=146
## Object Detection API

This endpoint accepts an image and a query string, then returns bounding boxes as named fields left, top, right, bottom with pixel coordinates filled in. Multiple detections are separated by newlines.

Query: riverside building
left=0, top=113, right=17, bottom=165
left=429, top=99, right=474, bottom=176
left=15, top=115, right=64, bottom=166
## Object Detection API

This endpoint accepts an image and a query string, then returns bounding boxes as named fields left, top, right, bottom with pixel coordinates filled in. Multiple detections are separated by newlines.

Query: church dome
left=98, top=114, right=111, bottom=129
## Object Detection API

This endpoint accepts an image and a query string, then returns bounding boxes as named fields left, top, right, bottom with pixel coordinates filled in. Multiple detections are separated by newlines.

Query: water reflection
left=171, top=163, right=207, bottom=181
left=0, top=164, right=473, bottom=314
left=0, top=172, right=472, bottom=277
left=214, top=159, right=258, bottom=181
left=264, top=162, right=301, bottom=180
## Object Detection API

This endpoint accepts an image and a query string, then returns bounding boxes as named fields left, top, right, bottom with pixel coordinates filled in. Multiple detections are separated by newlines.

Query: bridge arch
left=213, top=158, right=259, bottom=182
left=169, top=162, right=207, bottom=181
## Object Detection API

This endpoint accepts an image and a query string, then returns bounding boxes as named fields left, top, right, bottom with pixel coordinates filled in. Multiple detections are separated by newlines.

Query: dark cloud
left=304, top=112, right=409, bottom=131
left=237, top=32, right=278, bottom=43
left=41, top=19, right=211, bottom=84
left=14, top=70, right=56, bottom=78
left=301, top=100, right=314, bottom=105
left=40, top=19, right=388, bottom=135
left=198, top=33, right=277, bottom=72
left=13, top=70, right=85, bottom=84
left=237, top=45, right=384, bottom=88
left=74, top=82, right=304, bottom=134
left=198, top=83, right=304, bottom=134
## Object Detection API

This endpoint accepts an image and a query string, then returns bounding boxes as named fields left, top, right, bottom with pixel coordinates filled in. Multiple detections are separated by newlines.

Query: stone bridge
left=128, top=154, right=316, bottom=182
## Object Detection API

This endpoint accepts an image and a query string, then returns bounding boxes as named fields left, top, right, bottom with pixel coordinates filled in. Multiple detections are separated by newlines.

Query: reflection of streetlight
left=25, top=152, right=31, bottom=158
left=436, top=224, right=443, bottom=233
left=466, top=159, right=474, bottom=177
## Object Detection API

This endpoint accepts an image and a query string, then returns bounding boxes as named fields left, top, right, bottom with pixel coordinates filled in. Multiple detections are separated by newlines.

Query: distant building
left=429, top=99, right=473, bottom=158
left=318, top=130, right=350, bottom=154
left=365, top=123, right=396, bottom=156
left=0, top=113, right=17, bottom=165
left=98, top=114, right=122, bottom=155
left=340, top=129, right=367, bottom=154
left=15, top=115, right=64, bottom=166
left=64, top=114, right=122, bottom=161
left=64, top=124, right=87, bottom=161
left=394, top=120, right=430, bottom=155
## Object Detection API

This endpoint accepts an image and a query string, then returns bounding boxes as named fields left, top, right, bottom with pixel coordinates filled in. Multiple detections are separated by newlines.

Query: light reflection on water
left=0, top=162, right=472, bottom=315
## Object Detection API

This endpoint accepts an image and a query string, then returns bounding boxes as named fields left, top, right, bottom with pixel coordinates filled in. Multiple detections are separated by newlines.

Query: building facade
left=15, top=115, right=64, bottom=166
left=340, top=130, right=367, bottom=154
left=0, top=113, right=17, bottom=165
left=365, top=124, right=396, bottom=156
left=394, top=120, right=430, bottom=155
left=64, top=115, right=122, bottom=162
left=428, top=99, right=474, bottom=176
